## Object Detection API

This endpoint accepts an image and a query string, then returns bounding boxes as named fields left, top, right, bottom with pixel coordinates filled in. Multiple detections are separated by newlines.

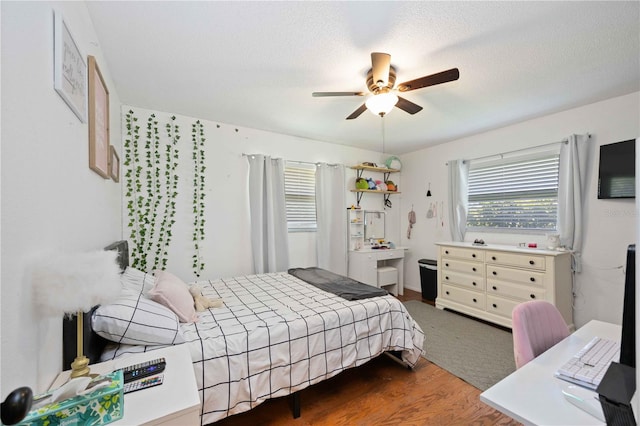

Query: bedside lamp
left=31, top=250, right=121, bottom=378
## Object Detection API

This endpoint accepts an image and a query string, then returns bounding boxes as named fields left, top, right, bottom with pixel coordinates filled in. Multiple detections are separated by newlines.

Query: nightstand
left=50, top=345, right=200, bottom=425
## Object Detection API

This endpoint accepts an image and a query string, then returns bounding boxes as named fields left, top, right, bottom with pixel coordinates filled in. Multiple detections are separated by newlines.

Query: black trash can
left=418, top=259, right=438, bottom=301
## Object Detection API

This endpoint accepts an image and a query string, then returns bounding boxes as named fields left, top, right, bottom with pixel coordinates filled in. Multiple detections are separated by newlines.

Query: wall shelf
left=351, top=165, right=400, bottom=182
left=350, top=165, right=400, bottom=206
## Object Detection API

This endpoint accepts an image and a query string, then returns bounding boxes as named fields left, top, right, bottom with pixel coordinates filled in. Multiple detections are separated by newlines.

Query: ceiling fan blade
left=312, top=91, right=366, bottom=97
left=346, top=104, right=368, bottom=120
left=397, top=68, right=460, bottom=92
left=371, top=52, right=391, bottom=87
left=395, top=96, right=423, bottom=115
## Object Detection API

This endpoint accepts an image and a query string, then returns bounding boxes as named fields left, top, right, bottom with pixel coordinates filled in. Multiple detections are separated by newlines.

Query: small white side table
left=50, top=345, right=200, bottom=426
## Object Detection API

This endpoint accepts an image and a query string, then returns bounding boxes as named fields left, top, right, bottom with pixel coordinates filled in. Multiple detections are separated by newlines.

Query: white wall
left=121, top=107, right=400, bottom=282
left=399, top=92, right=640, bottom=328
left=1, top=1, right=122, bottom=394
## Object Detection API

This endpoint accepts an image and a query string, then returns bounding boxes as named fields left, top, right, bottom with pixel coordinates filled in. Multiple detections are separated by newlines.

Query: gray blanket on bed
left=288, top=267, right=388, bottom=300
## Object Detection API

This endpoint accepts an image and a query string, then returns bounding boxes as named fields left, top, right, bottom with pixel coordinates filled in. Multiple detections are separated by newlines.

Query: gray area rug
left=404, top=300, right=516, bottom=390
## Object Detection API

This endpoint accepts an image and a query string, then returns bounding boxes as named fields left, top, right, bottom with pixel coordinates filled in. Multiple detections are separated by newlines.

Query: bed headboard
left=62, top=240, right=129, bottom=370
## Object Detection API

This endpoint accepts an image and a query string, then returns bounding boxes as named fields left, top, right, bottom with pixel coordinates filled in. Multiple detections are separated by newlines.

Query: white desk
left=51, top=345, right=200, bottom=426
left=348, top=247, right=406, bottom=295
left=480, top=320, right=621, bottom=425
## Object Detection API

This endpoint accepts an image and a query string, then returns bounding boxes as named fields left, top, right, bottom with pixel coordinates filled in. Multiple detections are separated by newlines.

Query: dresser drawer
left=486, top=250, right=546, bottom=270
left=486, top=265, right=546, bottom=287
left=486, top=295, right=520, bottom=319
left=441, top=246, right=484, bottom=262
left=486, top=279, right=545, bottom=301
left=374, top=249, right=404, bottom=261
left=441, top=258, right=484, bottom=276
left=442, top=284, right=485, bottom=309
left=441, top=270, right=485, bottom=291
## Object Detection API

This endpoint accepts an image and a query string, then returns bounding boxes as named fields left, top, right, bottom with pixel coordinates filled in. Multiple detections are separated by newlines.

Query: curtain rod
left=241, top=153, right=341, bottom=167
left=448, top=133, right=591, bottom=165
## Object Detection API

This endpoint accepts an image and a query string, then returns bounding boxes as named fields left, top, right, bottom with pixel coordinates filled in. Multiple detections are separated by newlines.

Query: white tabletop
left=51, top=345, right=200, bottom=425
left=480, top=320, right=622, bottom=426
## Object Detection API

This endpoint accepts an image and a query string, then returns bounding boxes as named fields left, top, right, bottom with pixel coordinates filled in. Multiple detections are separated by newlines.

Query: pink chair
left=512, top=300, right=570, bottom=369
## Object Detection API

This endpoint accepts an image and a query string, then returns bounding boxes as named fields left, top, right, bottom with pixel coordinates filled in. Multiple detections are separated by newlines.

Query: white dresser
left=348, top=248, right=405, bottom=296
left=435, top=242, right=573, bottom=329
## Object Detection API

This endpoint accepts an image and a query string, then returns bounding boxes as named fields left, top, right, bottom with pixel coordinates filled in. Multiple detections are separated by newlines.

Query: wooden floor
left=213, top=290, right=520, bottom=425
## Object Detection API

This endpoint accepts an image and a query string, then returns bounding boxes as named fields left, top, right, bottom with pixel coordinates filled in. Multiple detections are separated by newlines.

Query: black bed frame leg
left=290, top=391, right=300, bottom=418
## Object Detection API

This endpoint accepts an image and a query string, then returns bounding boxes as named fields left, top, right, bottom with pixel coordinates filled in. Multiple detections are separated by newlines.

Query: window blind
left=284, top=164, right=317, bottom=232
left=467, top=154, right=560, bottom=231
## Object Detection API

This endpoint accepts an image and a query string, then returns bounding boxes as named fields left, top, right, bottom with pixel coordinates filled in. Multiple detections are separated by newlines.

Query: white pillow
left=92, top=294, right=184, bottom=345
left=120, top=266, right=155, bottom=297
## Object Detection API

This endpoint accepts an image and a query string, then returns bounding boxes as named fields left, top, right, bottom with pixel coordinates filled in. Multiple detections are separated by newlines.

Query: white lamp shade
left=31, top=250, right=122, bottom=317
left=365, top=92, right=399, bottom=116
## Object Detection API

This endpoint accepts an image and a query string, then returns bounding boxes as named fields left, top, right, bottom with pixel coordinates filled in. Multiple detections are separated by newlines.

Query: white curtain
left=558, top=134, right=590, bottom=272
left=315, top=163, right=347, bottom=275
left=447, top=159, right=470, bottom=241
left=247, top=155, right=290, bottom=274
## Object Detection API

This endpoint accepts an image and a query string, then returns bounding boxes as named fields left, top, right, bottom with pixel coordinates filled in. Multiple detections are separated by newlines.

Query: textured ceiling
left=86, top=1, right=640, bottom=154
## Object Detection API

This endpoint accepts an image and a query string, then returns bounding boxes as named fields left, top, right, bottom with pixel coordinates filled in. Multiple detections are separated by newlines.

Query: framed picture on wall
left=53, top=10, right=87, bottom=122
left=88, top=55, right=110, bottom=178
left=109, top=145, right=120, bottom=182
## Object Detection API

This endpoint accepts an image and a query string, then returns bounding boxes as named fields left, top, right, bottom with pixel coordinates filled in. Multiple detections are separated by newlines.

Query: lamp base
left=70, top=356, right=96, bottom=379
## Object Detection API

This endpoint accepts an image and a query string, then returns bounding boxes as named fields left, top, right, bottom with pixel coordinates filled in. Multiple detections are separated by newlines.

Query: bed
left=63, top=241, right=425, bottom=425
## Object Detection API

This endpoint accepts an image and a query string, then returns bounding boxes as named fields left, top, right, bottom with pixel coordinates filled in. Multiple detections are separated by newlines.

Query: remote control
left=122, top=357, right=166, bottom=383
left=123, top=374, right=164, bottom=394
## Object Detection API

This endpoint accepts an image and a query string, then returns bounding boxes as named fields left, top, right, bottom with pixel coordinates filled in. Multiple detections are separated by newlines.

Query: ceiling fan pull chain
left=381, top=117, right=386, bottom=154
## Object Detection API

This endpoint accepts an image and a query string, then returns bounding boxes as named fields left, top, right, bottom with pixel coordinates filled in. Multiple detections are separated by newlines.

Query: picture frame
left=88, top=55, right=110, bottom=178
left=108, top=146, right=120, bottom=183
left=54, top=10, right=87, bottom=122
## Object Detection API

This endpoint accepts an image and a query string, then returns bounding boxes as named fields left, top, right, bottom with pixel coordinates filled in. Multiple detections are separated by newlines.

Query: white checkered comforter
left=102, top=272, right=425, bottom=425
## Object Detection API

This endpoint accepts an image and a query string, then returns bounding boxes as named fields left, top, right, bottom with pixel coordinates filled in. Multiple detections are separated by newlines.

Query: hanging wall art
left=53, top=10, right=86, bottom=122
left=88, top=55, right=110, bottom=178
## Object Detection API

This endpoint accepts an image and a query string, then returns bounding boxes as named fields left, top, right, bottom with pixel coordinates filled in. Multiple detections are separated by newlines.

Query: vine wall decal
left=124, top=110, right=192, bottom=273
left=191, top=120, right=206, bottom=277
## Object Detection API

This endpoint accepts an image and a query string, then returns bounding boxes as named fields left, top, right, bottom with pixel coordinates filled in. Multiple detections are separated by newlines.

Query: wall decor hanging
left=88, top=55, right=110, bottom=178
left=191, top=120, right=207, bottom=277
left=108, top=145, right=119, bottom=182
left=53, top=10, right=86, bottom=122
left=124, top=111, right=181, bottom=273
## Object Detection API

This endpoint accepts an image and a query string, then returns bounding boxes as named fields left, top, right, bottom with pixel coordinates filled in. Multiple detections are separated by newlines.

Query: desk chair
left=512, top=300, right=570, bottom=369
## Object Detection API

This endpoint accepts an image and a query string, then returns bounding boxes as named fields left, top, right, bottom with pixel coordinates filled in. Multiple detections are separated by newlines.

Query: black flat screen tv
left=597, top=139, right=636, bottom=199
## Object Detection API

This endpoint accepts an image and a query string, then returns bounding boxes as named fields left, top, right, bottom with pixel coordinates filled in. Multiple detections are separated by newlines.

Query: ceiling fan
left=312, top=52, right=459, bottom=120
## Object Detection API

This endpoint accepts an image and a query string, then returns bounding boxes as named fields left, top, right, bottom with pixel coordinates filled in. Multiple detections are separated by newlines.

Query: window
left=284, top=163, right=317, bottom=232
left=466, top=151, right=560, bottom=232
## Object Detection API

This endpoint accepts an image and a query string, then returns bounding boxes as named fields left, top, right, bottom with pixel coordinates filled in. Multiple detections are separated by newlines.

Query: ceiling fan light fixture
left=365, top=92, right=398, bottom=117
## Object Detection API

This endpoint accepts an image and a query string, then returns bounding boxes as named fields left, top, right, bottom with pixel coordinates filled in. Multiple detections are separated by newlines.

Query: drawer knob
left=446, top=291, right=450, bottom=295
left=445, top=250, right=449, bottom=254
left=472, top=254, right=476, bottom=258
left=492, top=271, right=497, bottom=276
left=529, top=260, right=535, bottom=265
left=472, top=267, right=476, bottom=272
left=445, top=263, right=449, bottom=267
left=492, top=303, right=497, bottom=308
left=492, top=285, right=497, bottom=291
left=445, top=276, right=450, bottom=280
left=530, top=277, right=536, bottom=282
left=530, top=294, right=536, bottom=299
left=472, top=298, right=477, bottom=303
left=492, top=256, right=496, bottom=261
left=472, top=282, right=477, bottom=286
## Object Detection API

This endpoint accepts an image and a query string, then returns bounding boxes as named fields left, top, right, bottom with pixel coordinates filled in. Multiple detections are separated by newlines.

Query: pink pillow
left=149, top=270, right=198, bottom=323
